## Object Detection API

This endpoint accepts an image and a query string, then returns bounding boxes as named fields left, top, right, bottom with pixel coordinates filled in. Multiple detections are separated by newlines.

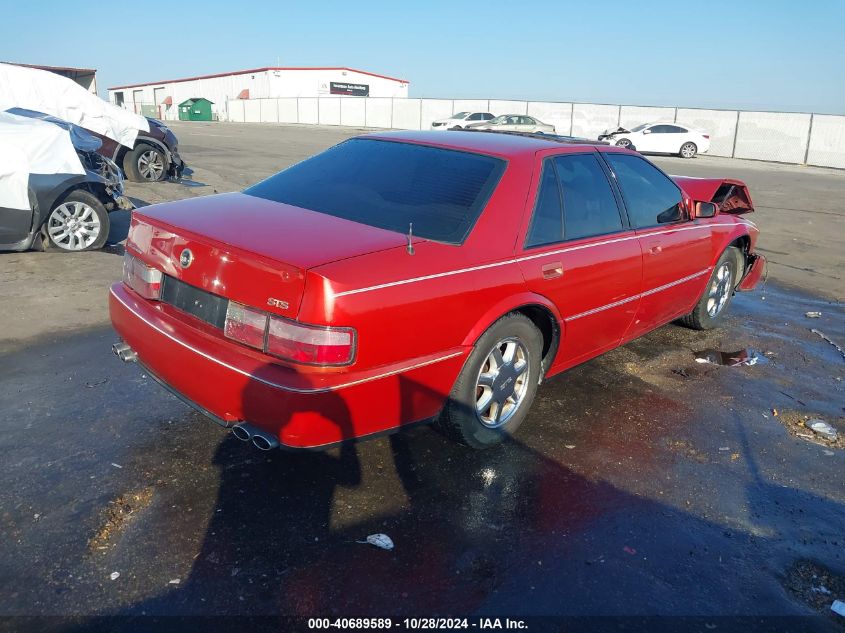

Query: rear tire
left=437, top=313, right=543, bottom=449
left=680, top=142, right=698, bottom=159
left=125, top=143, right=168, bottom=182
left=42, top=190, right=109, bottom=252
left=680, top=247, right=742, bottom=330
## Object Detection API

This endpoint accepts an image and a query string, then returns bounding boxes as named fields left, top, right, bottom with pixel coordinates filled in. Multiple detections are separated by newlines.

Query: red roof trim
left=108, top=67, right=409, bottom=90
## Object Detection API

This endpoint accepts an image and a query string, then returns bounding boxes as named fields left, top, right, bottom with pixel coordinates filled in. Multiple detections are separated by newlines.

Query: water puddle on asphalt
left=693, top=348, right=770, bottom=367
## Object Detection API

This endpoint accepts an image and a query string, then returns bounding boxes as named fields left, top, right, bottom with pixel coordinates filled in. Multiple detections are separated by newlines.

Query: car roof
left=359, top=130, right=608, bottom=158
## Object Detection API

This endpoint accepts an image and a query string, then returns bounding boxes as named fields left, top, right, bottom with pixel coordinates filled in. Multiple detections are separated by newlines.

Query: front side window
left=554, top=154, right=623, bottom=240
left=604, top=153, right=684, bottom=227
left=245, top=139, right=506, bottom=244
left=525, top=164, right=563, bottom=247
left=468, top=113, right=482, bottom=121
left=482, top=113, right=494, bottom=120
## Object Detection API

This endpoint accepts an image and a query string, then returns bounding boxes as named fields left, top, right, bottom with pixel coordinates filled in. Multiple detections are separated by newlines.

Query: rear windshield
left=244, top=138, right=506, bottom=244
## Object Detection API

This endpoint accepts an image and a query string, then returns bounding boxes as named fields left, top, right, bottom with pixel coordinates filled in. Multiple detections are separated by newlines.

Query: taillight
left=266, top=318, right=356, bottom=366
left=122, top=252, right=162, bottom=299
left=224, top=302, right=268, bottom=350
left=223, top=302, right=356, bottom=366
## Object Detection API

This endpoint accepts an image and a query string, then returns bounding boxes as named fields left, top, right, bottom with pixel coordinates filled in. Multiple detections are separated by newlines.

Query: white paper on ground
left=0, top=63, right=149, bottom=148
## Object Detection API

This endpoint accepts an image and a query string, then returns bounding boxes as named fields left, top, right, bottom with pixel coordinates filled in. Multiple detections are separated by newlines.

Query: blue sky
left=3, top=0, right=844, bottom=113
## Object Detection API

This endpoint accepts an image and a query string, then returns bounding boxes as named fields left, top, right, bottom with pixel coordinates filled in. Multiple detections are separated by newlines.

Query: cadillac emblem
left=179, top=248, right=194, bottom=268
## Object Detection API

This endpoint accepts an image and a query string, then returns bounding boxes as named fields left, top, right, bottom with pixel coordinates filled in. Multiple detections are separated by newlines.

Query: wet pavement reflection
left=0, top=283, right=843, bottom=622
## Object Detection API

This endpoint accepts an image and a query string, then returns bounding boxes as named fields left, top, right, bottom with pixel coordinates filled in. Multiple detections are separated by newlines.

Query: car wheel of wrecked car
left=680, top=247, right=743, bottom=330
left=437, top=313, right=542, bottom=449
left=126, top=144, right=167, bottom=182
left=680, top=141, right=698, bottom=159
left=615, top=138, right=633, bottom=149
left=42, top=190, right=110, bottom=252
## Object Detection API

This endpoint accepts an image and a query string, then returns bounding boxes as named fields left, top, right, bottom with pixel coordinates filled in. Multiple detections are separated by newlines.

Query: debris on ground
left=776, top=410, right=844, bottom=448
left=693, top=348, right=768, bottom=367
left=623, top=546, right=637, bottom=555
left=168, top=579, right=180, bottom=585
left=808, top=419, right=838, bottom=441
left=110, top=463, right=122, bottom=469
left=358, top=534, right=394, bottom=550
left=667, top=440, right=708, bottom=463
left=805, top=311, right=822, bottom=318
left=784, top=560, right=845, bottom=615
left=88, top=487, right=154, bottom=551
left=810, top=328, right=845, bottom=361
left=109, top=572, right=120, bottom=581
left=832, top=600, right=845, bottom=617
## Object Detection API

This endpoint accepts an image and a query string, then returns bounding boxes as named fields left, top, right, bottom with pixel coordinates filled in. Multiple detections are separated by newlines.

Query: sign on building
left=329, top=82, right=369, bottom=97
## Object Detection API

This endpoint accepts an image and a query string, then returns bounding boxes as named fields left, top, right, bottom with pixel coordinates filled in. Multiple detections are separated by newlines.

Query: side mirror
left=642, top=128, right=652, bottom=134
left=695, top=201, right=718, bottom=218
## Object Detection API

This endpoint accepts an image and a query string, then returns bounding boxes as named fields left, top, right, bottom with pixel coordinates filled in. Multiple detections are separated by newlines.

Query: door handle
left=650, top=245, right=663, bottom=254
left=541, top=262, right=563, bottom=279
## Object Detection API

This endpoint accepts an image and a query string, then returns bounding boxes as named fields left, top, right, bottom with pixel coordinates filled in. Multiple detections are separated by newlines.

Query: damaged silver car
left=0, top=109, right=130, bottom=252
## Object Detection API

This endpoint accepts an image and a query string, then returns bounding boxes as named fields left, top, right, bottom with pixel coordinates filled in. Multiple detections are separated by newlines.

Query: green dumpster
left=178, top=97, right=214, bottom=121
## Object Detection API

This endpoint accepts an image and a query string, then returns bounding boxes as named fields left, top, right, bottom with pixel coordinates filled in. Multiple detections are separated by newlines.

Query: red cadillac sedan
left=110, top=130, right=765, bottom=450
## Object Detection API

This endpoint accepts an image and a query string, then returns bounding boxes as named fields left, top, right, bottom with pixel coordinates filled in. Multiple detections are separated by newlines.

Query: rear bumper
left=738, top=253, right=766, bottom=291
left=109, top=283, right=468, bottom=449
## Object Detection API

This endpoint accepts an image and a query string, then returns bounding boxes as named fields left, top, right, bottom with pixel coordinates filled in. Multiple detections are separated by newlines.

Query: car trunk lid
left=126, top=192, right=409, bottom=320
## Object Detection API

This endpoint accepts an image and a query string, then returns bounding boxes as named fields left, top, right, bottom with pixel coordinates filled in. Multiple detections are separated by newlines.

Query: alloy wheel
left=47, top=201, right=101, bottom=251
left=138, top=150, right=165, bottom=180
left=706, top=263, right=732, bottom=317
left=475, top=337, right=530, bottom=428
left=681, top=143, right=696, bottom=158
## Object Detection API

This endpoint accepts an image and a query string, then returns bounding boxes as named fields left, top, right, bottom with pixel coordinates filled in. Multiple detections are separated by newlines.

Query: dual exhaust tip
left=232, top=423, right=280, bottom=451
left=112, top=341, right=278, bottom=451
left=112, top=341, right=137, bottom=363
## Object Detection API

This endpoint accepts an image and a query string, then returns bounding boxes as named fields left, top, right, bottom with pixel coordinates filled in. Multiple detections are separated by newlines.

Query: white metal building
left=107, top=67, right=409, bottom=120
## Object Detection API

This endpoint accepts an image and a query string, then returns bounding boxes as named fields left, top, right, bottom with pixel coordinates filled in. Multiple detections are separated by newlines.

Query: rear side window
left=525, top=164, right=563, bottom=247
left=245, top=139, right=505, bottom=244
left=554, top=154, right=623, bottom=240
left=604, top=153, right=683, bottom=227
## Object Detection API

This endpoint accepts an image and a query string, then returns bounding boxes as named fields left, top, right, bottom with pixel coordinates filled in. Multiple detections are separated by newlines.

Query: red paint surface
left=110, top=132, right=762, bottom=448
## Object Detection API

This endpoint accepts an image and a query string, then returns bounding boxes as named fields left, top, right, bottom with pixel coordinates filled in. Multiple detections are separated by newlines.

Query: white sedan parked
left=431, top=112, right=495, bottom=130
left=598, top=122, right=710, bottom=158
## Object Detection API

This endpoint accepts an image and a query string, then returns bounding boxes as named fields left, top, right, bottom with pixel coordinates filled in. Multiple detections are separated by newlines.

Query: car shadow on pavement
left=102, top=365, right=845, bottom=627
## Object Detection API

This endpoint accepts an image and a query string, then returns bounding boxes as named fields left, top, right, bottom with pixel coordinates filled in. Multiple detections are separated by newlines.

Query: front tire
left=437, top=313, right=543, bottom=449
left=615, top=138, right=634, bottom=150
left=125, top=143, right=167, bottom=182
left=680, top=247, right=742, bottom=330
left=679, top=142, right=698, bottom=159
left=42, top=190, right=109, bottom=252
